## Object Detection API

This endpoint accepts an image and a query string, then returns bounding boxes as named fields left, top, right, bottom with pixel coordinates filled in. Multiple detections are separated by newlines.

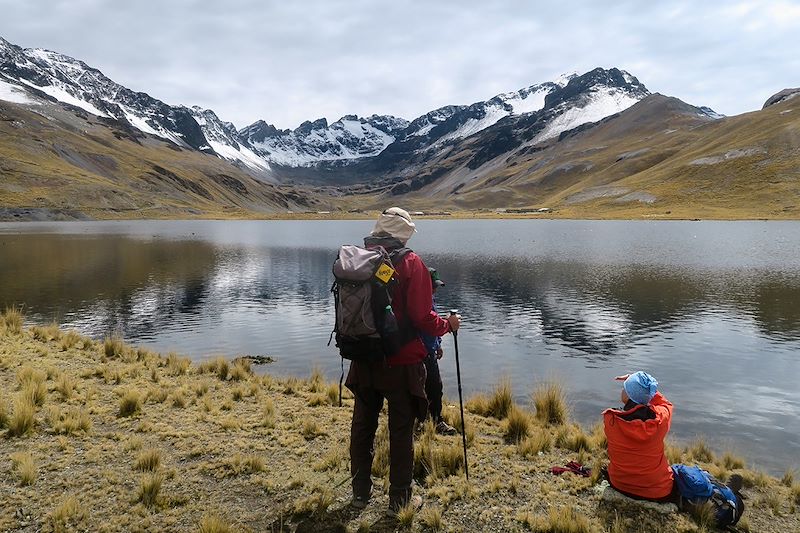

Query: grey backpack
left=330, top=244, right=414, bottom=361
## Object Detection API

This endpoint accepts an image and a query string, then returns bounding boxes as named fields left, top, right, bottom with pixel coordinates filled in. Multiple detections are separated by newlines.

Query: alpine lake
left=1, top=219, right=799, bottom=474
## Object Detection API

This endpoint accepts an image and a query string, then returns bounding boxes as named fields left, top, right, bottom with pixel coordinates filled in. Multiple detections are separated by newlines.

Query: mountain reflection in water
left=0, top=219, right=798, bottom=474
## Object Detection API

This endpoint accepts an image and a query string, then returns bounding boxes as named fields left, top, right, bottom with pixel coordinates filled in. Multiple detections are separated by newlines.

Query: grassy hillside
left=1, top=309, right=799, bottom=532
left=365, top=95, right=800, bottom=220
left=0, top=101, right=323, bottom=220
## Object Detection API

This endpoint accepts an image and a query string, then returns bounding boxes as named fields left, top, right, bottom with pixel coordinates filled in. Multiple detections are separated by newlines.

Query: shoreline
left=1, top=313, right=799, bottom=532
left=2, top=210, right=800, bottom=224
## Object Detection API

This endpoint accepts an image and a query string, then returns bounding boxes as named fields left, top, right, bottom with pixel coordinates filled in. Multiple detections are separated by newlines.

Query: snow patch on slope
left=18, top=78, right=108, bottom=117
left=535, top=89, right=640, bottom=142
left=208, top=140, right=271, bottom=170
left=0, top=79, right=36, bottom=104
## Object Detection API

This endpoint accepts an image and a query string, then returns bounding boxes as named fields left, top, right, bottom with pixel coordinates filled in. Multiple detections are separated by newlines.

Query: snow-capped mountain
left=239, top=114, right=409, bottom=166
left=0, top=36, right=702, bottom=184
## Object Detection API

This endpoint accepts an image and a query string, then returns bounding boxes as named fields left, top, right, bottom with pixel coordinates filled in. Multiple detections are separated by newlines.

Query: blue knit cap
left=623, top=371, right=658, bottom=405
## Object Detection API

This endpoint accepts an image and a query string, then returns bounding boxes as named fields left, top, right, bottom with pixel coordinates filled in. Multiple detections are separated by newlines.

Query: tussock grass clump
left=532, top=382, right=568, bottom=426
left=135, top=448, right=162, bottom=472
left=419, top=505, right=443, bottom=530
left=301, top=419, right=324, bottom=440
left=147, top=387, right=169, bottom=404
left=521, top=506, right=592, bottom=533
left=283, top=376, right=300, bottom=395
left=415, top=433, right=465, bottom=481
left=32, top=324, right=60, bottom=342
left=261, top=397, right=276, bottom=428
left=55, top=373, right=77, bottom=401
left=193, top=380, right=210, bottom=397
left=59, top=330, right=82, bottom=351
left=690, top=501, right=717, bottom=530
left=665, top=439, right=684, bottom=464
left=124, top=436, right=144, bottom=451
left=10, top=451, right=37, bottom=486
left=225, top=453, right=266, bottom=475
left=554, top=425, right=591, bottom=452
left=2, top=306, right=23, bottom=334
left=791, top=483, right=800, bottom=505
left=742, top=468, right=771, bottom=488
left=220, top=416, right=241, bottom=431
left=166, top=352, right=191, bottom=376
left=198, top=513, right=233, bottom=533
left=47, top=405, right=91, bottom=434
left=308, top=365, right=324, bottom=392
left=503, top=407, right=531, bottom=444
left=118, top=390, right=142, bottom=417
left=465, top=379, right=513, bottom=419
left=293, top=486, right=334, bottom=516
left=687, top=438, right=715, bottom=463
left=137, top=472, right=163, bottom=508
left=396, top=501, right=417, bottom=527
left=229, top=358, right=252, bottom=381
left=720, top=450, right=746, bottom=470
left=103, top=336, right=125, bottom=359
left=49, top=496, right=88, bottom=533
left=313, top=448, right=345, bottom=472
left=21, top=380, right=48, bottom=407
left=0, top=395, right=8, bottom=429
left=170, top=388, right=188, bottom=408
left=199, top=357, right=230, bottom=381
left=781, top=469, right=795, bottom=487
left=8, top=396, right=36, bottom=437
left=518, top=430, right=552, bottom=457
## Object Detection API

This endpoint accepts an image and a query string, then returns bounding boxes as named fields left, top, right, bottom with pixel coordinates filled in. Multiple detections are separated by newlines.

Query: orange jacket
left=603, top=392, right=674, bottom=500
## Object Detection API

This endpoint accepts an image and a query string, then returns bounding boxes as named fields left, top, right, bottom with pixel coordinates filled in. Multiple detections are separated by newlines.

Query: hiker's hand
left=447, top=314, right=461, bottom=332
left=614, top=374, right=631, bottom=381
left=436, top=348, right=443, bottom=360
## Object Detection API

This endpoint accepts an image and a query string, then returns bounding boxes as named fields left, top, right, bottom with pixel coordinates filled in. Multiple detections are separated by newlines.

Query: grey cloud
left=1, top=0, right=798, bottom=128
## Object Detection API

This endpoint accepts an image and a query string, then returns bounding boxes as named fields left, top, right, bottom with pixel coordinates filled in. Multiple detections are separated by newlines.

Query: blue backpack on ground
left=672, top=464, right=744, bottom=527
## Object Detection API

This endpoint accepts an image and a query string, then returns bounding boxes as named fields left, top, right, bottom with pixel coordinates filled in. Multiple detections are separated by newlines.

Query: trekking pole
left=450, top=309, right=469, bottom=481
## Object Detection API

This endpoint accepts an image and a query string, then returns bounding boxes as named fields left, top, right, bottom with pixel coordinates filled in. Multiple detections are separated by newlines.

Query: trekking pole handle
left=448, top=309, right=460, bottom=337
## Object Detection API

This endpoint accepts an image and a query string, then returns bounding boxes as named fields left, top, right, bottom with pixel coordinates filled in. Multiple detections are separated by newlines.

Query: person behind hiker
left=603, top=371, right=677, bottom=502
left=346, top=207, right=460, bottom=515
left=420, top=267, right=457, bottom=435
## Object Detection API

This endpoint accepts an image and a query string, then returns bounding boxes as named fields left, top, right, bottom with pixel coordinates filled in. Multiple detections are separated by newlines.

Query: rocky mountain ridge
left=0, top=36, right=660, bottom=181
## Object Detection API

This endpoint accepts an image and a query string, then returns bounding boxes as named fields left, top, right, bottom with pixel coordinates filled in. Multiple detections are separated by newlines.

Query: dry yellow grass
left=10, top=451, right=37, bottom=486
left=533, top=381, right=568, bottom=426
left=118, top=389, right=142, bottom=417
left=197, top=513, right=234, bottom=533
left=135, top=448, right=162, bottom=472
left=7, top=396, right=36, bottom=437
left=1, top=321, right=798, bottom=532
left=503, top=407, right=531, bottom=444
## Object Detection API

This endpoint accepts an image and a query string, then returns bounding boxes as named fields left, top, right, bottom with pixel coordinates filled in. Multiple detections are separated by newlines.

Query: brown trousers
left=346, top=359, right=427, bottom=508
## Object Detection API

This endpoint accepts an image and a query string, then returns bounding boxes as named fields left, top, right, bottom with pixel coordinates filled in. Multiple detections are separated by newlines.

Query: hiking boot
left=727, top=474, right=744, bottom=493
left=435, top=419, right=457, bottom=436
left=387, top=495, right=423, bottom=518
left=351, top=494, right=369, bottom=510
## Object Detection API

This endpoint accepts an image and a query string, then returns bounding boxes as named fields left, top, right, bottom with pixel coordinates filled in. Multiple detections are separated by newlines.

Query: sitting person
left=602, top=371, right=676, bottom=502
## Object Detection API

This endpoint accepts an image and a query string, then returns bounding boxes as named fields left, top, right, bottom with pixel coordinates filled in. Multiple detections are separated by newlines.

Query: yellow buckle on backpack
left=375, top=263, right=395, bottom=284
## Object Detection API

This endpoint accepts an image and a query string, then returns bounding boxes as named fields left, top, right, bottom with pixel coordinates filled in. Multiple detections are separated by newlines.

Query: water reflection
left=0, top=221, right=799, bottom=472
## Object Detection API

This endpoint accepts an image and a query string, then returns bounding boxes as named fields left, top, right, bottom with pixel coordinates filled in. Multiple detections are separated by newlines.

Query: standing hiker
left=345, top=207, right=460, bottom=515
left=420, top=267, right=457, bottom=435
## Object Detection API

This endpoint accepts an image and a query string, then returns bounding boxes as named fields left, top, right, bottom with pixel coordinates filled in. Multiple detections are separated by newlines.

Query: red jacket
left=388, top=251, right=451, bottom=365
left=603, top=392, right=674, bottom=500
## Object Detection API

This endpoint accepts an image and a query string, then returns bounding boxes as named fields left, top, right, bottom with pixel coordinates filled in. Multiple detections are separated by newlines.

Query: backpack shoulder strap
left=389, top=247, right=412, bottom=265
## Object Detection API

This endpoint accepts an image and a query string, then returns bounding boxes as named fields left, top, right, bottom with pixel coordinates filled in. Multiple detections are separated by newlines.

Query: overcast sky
left=1, top=0, right=799, bottom=129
